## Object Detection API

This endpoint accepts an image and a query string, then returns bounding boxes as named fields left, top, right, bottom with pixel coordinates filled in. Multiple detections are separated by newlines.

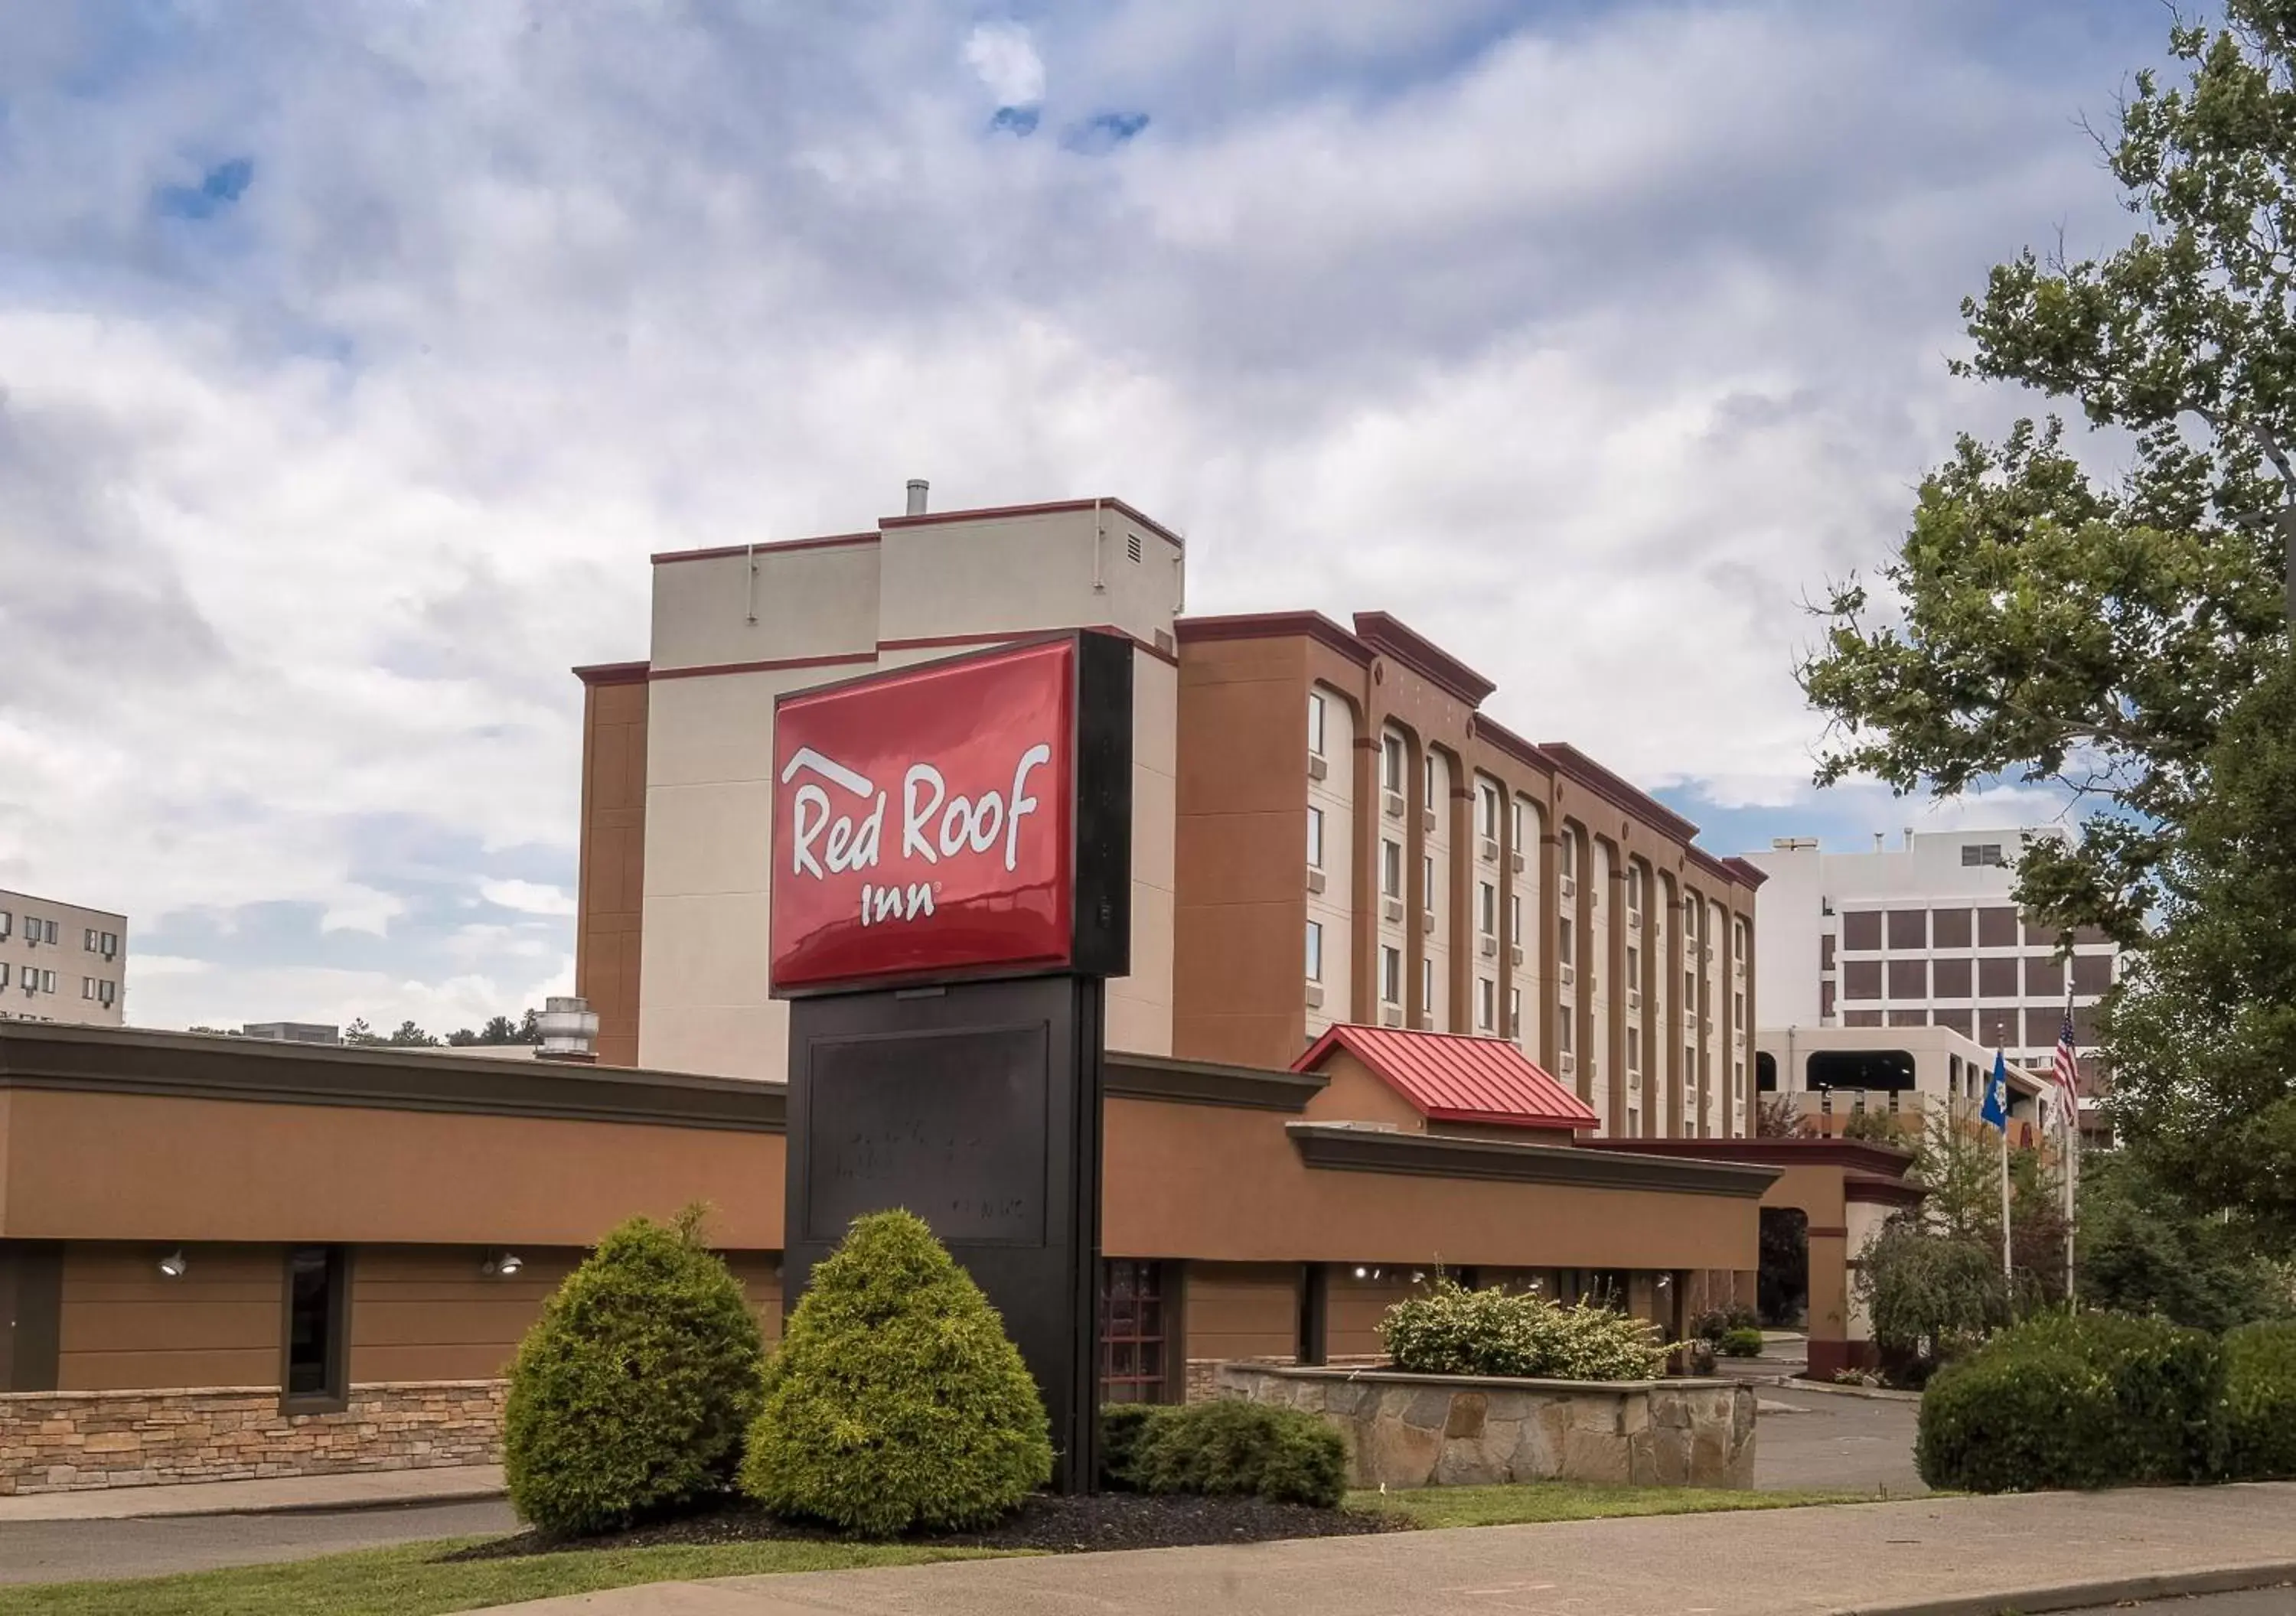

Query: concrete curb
left=1774, top=1374, right=1925, bottom=1404
left=172, top=1484, right=512, bottom=1520
left=1838, top=1559, right=2296, bottom=1616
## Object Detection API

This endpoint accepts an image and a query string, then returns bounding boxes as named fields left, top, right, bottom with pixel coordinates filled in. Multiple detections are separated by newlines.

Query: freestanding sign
left=772, top=630, right=1132, bottom=1494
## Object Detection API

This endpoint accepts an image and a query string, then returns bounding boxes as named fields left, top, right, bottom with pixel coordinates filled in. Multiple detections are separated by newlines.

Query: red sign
left=770, top=637, right=1085, bottom=994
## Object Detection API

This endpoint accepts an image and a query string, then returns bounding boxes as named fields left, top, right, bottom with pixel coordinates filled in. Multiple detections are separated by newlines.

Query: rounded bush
left=504, top=1208, right=765, bottom=1537
left=1717, top=1328, right=1766, bottom=1358
left=1916, top=1311, right=2223, bottom=1492
left=740, top=1210, right=1052, bottom=1536
left=2223, top=1320, right=2296, bottom=1481
left=1099, top=1403, right=1159, bottom=1491
left=1380, top=1278, right=1666, bottom=1380
left=1129, top=1400, right=1348, bottom=1507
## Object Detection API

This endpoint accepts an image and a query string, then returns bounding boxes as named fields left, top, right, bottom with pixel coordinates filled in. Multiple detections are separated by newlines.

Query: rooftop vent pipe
left=905, top=479, right=929, bottom=516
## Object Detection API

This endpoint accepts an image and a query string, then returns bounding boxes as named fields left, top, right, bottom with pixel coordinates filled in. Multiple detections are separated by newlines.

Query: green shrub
left=1717, top=1328, right=1766, bottom=1358
left=1126, top=1400, right=1347, bottom=1507
left=503, top=1207, right=765, bottom=1537
left=739, top=1210, right=1052, bottom=1536
left=1916, top=1311, right=2223, bottom=1492
left=2223, top=1320, right=2296, bottom=1480
left=1098, top=1403, right=1159, bottom=1490
left=1381, top=1277, right=1666, bottom=1380
left=1688, top=1304, right=1759, bottom=1344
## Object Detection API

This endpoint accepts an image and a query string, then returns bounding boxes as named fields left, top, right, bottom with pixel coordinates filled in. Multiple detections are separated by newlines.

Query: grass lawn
left=1349, top=1481, right=1886, bottom=1530
left=0, top=1536, right=1013, bottom=1616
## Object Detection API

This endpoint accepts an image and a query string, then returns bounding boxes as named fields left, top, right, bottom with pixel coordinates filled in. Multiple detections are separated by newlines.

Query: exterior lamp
left=158, top=1249, right=188, bottom=1279
left=483, top=1251, right=524, bottom=1278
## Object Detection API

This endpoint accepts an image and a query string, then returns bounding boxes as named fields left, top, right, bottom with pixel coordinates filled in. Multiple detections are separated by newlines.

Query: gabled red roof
left=1293, top=1025, right=1599, bottom=1132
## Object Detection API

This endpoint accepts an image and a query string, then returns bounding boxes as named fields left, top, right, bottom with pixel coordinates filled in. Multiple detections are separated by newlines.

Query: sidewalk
left=0, top=1462, right=504, bottom=1522
left=495, top=1483, right=2296, bottom=1616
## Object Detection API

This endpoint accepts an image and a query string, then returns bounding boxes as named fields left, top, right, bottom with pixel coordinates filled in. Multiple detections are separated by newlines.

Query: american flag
left=2052, top=1007, right=2082, bottom=1129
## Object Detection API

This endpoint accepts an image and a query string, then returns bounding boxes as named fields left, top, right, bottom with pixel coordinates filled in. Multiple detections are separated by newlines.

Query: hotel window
left=1307, top=691, right=1327, bottom=758
left=1887, top=910, right=1926, bottom=950
left=1933, top=957, right=1972, bottom=998
left=1479, top=881, right=1497, bottom=936
left=1976, top=906, right=2019, bottom=948
left=1559, top=1015, right=1574, bottom=1054
left=1961, top=842, right=2005, bottom=867
left=1477, top=783, right=1498, bottom=837
left=1932, top=907, right=1972, bottom=948
left=1512, top=799, right=1528, bottom=849
left=282, top=1246, right=351, bottom=1411
left=83, top=927, right=97, bottom=952
left=1477, top=978, right=1495, bottom=1031
left=1306, top=806, right=1325, bottom=869
left=1888, top=960, right=1927, bottom=998
left=1559, top=834, right=1577, bottom=878
left=1509, top=986, right=1522, bottom=1038
left=1626, top=945, right=1641, bottom=991
left=1424, top=754, right=1437, bottom=806
left=1733, top=917, right=1750, bottom=958
left=1305, top=921, right=1323, bottom=982
left=1627, top=1025, right=1642, bottom=1072
left=1420, top=956, right=1433, bottom=1008
left=1381, top=839, right=1403, bottom=898
left=1101, top=1259, right=1169, bottom=1405
left=1509, top=892, right=1523, bottom=943
left=1381, top=946, right=1402, bottom=1005
left=1733, top=989, right=1746, bottom=1025
left=1626, top=865, right=1644, bottom=917
left=1841, top=911, right=1882, bottom=951
left=1821, top=933, right=1836, bottom=971
left=1422, top=854, right=1434, bottom=904
left=0, top=964, right=8, bottom=988
left=1381, top=733, right=1405, bottom=792
left=1558, top=917, right=1575, bottom=967
left=1684, top=967, right=1696, bottom=1006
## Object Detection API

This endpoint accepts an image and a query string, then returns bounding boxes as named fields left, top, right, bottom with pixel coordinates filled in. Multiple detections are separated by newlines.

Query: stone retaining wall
left=1218, top=1364, right=1755, bottom=1489
left=0, top=1381, right=506, bottom=1495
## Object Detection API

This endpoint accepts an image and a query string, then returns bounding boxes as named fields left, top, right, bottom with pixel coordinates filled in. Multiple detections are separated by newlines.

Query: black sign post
left=773, top=631, right=1132, bottom=1495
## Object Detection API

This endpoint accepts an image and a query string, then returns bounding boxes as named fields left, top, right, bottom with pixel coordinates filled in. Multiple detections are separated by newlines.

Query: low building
left=0, top=1020, right=1776, bottom=1494
left=1754, top=1024, right=2060, bottom=1151
left=0, top=890, right=126, bottom=1028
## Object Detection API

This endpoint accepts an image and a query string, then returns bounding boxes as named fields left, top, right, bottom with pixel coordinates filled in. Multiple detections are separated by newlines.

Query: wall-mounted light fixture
left=481, top=1251, right=524, bottom=1278
left=158, top=1249, right=188, bottom=1279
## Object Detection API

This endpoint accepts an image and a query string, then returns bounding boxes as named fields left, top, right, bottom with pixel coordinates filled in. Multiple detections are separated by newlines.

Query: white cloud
left=0, top=2, right=2169, bottom=1028
left=479, top=879, right=577, bottom=917
left=963, top=21, right=1045, bottom=106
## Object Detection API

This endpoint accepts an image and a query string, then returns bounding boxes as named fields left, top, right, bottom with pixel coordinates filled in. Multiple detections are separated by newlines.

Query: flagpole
left=2062, top=984, right=2079, bottom=1305
left=1999, top=1114, right=2014, bottom=1283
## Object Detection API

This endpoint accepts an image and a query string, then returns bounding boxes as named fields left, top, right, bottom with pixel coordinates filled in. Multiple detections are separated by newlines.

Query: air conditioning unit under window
left=1560, top=876, right=1577, bottom=901
left=1383, top=790, right=1405, bottom=819
left=1510, top=945, right=1525, bottom=967
left=1416, top=1012, right=1434, bottom=1031
left=1478, top=837, right=1499, bottom=863
left=1305, top=983, right=1325, bottom=1010
left=1380, top=1005, right=1403, bottom=1028
left=1561, top=963, right=1576, bottom=989
left=1308, top=754, right=1329, bottom=782
left=1628, top=989, right=1642, bottom=1012
left=1420, top=911, right=1435, bottom=934
left=1479, top=935, right=1497, bottom=957
left=1306, top=869, right=1326, bottom=894
left=1510, top=852, right=1525, bottom=875
left=1628, top=911, right=1642, bottom=932
left=1559, top=1051, right=1577, bottom=1075
left=1381, top=898, right=1404, bottom=924
left=1420, top=809, right=1437, bottom=834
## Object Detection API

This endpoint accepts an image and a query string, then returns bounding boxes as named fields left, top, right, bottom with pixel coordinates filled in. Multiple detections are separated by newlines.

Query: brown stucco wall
left=1183, top=1262, right=1299, bottom=1364
left=0, top=1090, right=782, bottom=1250
left=347, top=1246, right=582, bottom=1385
left=576, top=668, right=649, bottom=1068
left=56, top=1245, right=282, bottom=1393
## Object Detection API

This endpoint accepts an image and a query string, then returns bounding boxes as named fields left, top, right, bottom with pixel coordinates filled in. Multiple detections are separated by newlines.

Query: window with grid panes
left=1101, top=1259, right=1169, bottom=1404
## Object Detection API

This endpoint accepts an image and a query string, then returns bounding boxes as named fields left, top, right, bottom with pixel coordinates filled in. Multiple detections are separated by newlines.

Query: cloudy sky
left=0, top=0, right=2172, bottom=1034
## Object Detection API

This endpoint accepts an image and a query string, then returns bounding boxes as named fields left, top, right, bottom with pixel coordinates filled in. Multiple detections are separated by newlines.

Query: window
left=1512, top=799, right=1528, bottom=849
left=1479, top=881, right=1497, bottom=936
left=1306, top=806, right=1325, bottom=869
left=1420, top=956, right=1433, bottom=1008
left=1932, top=957, right=1972, bottom=998
left=1804, top=1049, right=1916, bottom=1092
left=1560, top=835, right=1577, bottom=878
left=1626, top=1026, right=1641, bottom=1072
left=1509, top=893, right=1523, bottom=943
left=1477, top=782, right=1499, bottom=837
left=1977, top=907, right=2020, bottom=947
left=1821, top=933, right=1836, bottom=971
left=1307, top=691, right=1327, bottom=758
left=1841, top=911, right=1883, bottom=951
left=1626, top=945, right=1641, bottom=990
left=1422, top=854, right=1434, bottom=904
left=83, top=928, right=97, bottom=952
left=1477, top=978, right=1495, bottom=1031
left=1558, top=917, right=1575, bottom=966
left=1961, top=842, right=2005, bottom=867
left=1684, top=968, right=1696, bottom=1006
left=1627, top=865, right=1644, bottom=915
left=1381, top=733, right=1405, bottom=791
left=283, top=1246, right=351, bottom=1409
left=82, top=977, right=95, bottom=999
left=0, top=964, right=8, bottom=988
left=97, top=980, right=115, bottom=1008
left=1733, top=990, right=1745, bottom=1026
left=1509, top=987, right=1522, bottom=1038
left=1626, top=1107, right=1640, bottom=1137
left=1887, top=910, right=1926, bottom=950
left=1305, top=921, right=1323, bottom=982
left=1843, top=960, right=1882, bottom=999
left=1978, top=957, right=2020, bottom=997
left=1559, top=1015, right=1574, bottom=1054
left=39, top=969, right=54, bottom=994
left=1381, top=946, right=1402, bottom=1005
left=1381, top=839, right=1402, bottom=898
left=0, top=910, right=10, bottom=939
left=1887, top=960, right=1926, bottom=998
left=1932, top=907, right=1972, bottom=948
left=1933, top=1008, right=1974, bottom=1038
left=2025, top=956, right=2065, bottom=999
left=1424, top=754, right=1437, bottom=805
left=2072, top=953, right=2113, bottom=996
left=1733, top=1060, right=1746, bottom=1098
left=1819, top=978, right=1835, bottom=1018
left=1733, top=917, right=1749, bottom=957
left=1756, top=1052, right=1777, bottom=1092
left=1681, top=893, right=1698, bottom=934
left=1101, top=1259, right=1168, bottom=1405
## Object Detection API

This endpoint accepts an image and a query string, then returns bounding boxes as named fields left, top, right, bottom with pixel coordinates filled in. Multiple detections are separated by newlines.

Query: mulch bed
left=443, top=1491, right=1408, bottom=1562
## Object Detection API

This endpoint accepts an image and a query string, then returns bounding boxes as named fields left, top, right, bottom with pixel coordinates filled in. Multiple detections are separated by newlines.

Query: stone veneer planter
left=1218, top=1364, right=1756, bottom=1490
left=0, top=1381, right=506, bottom=1495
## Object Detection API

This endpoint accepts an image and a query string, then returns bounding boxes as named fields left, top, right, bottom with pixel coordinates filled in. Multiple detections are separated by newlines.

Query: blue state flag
left=1980, top=1050, right=2010, bottom=1133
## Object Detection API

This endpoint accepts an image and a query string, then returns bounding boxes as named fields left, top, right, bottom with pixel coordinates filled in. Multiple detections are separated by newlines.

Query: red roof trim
left=1539, top=741, right=1701, bottom=843
left=879, top=626, right=1179, bottom=669
left=573, top=660, right=651, bottom=687
left=1295, top=1024, right=1599, bottom=1132
left=1174, top=611, right=1373, bottom=667
left=651, top=533, right=879, bottom=566
left=879, top=497, right=1186, bottom=550
left=1352, top=612, right=1497, bottom=707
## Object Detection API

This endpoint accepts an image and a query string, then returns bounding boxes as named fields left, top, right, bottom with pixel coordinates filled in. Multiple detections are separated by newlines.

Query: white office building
left=1742, top=829, right=2115, bottom=1090
left=0, top=888, right=127, bottom=1028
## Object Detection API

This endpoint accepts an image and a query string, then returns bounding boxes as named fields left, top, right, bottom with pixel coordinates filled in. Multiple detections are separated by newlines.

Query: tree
left=383, top=1019, right=439, bottom=1047
left=518, top=1006, right=543, bottom=1044
left=1800, top=5, right=2294, bottom=944
left=1756, top=1093, right=1808, bottom=1139
left=478, top=1014, right=522, bottom=1045
left=343, top=1018, right=384, bottom=1046
left=2077, top=1151, right=2295, bottom=1331
left=2105, top=654, right=2296, bottom=1240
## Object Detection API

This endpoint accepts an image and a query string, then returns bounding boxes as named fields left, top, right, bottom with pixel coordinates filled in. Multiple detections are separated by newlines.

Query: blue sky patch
left=989, top=105, right=1039, bottom=135
left=155, top=156, right=254, bottom=220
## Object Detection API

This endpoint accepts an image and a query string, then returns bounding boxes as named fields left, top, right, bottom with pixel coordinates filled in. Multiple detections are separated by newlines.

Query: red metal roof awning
left=1293, top=1025, right=1600, bottom=1132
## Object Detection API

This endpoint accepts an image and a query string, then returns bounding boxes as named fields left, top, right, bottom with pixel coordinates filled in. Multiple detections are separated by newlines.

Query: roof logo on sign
left=784, top=742, right=1053, bottom=890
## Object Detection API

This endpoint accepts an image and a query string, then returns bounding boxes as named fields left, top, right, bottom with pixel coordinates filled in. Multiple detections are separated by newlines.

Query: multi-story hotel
left=1743, top=830, right=2117, bottom=1093
left=0, top=889, right=126, bottom=1028
left=575, top=489, right=1765, bottom=1139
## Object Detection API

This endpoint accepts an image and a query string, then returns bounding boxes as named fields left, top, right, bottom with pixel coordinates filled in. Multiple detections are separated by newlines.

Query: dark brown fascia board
left=1537, top=741, right=1702, bottom=845
left=1287, top=1122, right=1781, bottom=1198
left=0, top=1024, right=786, bottom=1134
left=1174, top=611, right=1372, bottom=667
left=1468, top=714, right=1554, bottom=778
left=1845, top=1168, right=1929, bottom=1208
left=573, top=660, right=651, bottom=686
left=1721, top=855, right=1772, bottom=890
left=1580, top=1136, right=1918, bottom=1175
left=879, top=497, right=1186, bottom=551
left=1350, top=612, right=1497, bottom=707
left=1106, top=1053, right=1328, bottom=1112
